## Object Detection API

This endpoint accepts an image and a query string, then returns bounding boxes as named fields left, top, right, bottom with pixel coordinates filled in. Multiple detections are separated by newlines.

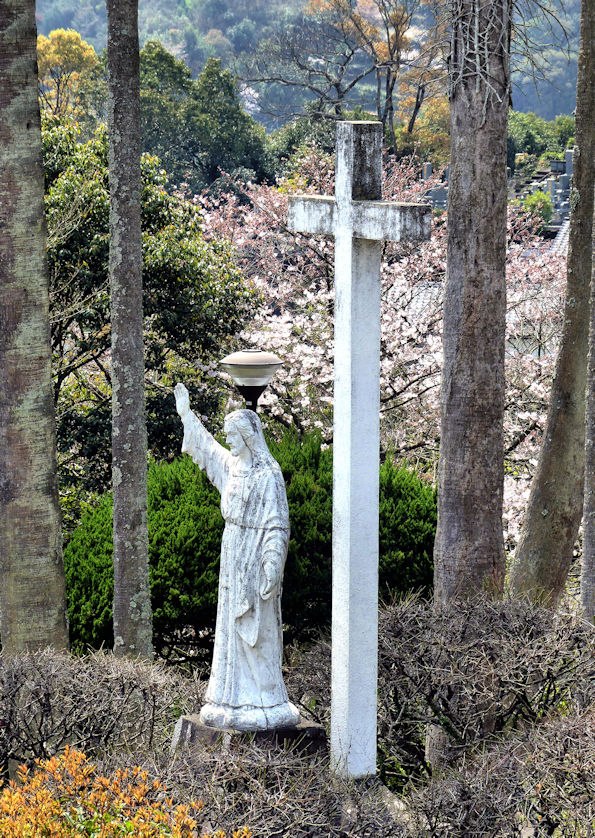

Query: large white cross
left=288, top=122, right=431, bottom=778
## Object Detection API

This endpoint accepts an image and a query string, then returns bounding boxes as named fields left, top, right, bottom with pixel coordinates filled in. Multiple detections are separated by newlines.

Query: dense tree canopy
left=43, top=117, right=256, bottom=500
left=140, top=46, right=270, bottom=191
left=508, top=110, right=575, bottom=159
left=35, top=0, right=580, bottom=123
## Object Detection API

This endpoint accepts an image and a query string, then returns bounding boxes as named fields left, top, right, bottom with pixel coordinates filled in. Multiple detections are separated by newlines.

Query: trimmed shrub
left=285, top=595, right=595, bottom=794
left=64, top=431, right=436, bottom=659
left=522, top=189, right=554, bottom=227
left=0, top=649, right=199, bottom=773
left=65, top=456, right=223, bottom=660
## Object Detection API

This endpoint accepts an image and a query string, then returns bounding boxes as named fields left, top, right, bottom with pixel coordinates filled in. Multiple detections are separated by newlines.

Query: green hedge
left=64, top=432, right=436, bottom=659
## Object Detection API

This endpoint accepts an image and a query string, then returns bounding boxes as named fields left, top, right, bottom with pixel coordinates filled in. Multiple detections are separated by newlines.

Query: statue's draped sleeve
left=180, top=410, right=232, bottom=493
left=235, top=467, right=289, bottom=647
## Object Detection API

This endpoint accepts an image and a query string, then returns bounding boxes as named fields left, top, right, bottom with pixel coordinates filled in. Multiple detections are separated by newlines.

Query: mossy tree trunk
left=510, top=0, right=593, bottom=608
left=578, top=0, right=595, bottom=622
left=107, top=0, right=153, bottom=657
left=433, top=0, right=510, bottom=605
left=0, top=0, right=69, bottom=651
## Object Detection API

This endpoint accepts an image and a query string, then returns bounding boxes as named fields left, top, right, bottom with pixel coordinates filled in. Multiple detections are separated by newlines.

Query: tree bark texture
left=578, top=0, right=595, bottom=622
left=107, top=0, right=153, bottom=657
left=510, top=0, right=593, bottom=607
left=0, top=0, right=69, bottom=651
left=433, top=0, right=510, bottom=604
left=583, top=214, right=595, bottom=622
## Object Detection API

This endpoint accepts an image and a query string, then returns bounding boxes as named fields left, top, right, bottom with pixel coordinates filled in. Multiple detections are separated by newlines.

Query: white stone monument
left=288, top=122, right=431, bottom=778
left=174, top=383, right=299, bottom=731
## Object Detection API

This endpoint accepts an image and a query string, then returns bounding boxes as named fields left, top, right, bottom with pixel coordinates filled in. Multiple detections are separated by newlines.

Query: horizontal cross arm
left=287, top=195, right=336, bottom=237
left=288, top=195, right=432, bottom=243
left=351, top=201, right=431, bottom=242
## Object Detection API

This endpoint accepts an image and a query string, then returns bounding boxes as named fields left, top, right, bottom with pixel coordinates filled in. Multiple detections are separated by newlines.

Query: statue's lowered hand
left=260, top=558, right=280, bottom=600
left=174, top=383, right=190, bottom=418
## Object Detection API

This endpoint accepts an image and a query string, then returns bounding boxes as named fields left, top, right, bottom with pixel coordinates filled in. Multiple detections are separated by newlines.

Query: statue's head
left=224, top=409, right=260, bottom=450
left=224, top=409, right=275, bottom=469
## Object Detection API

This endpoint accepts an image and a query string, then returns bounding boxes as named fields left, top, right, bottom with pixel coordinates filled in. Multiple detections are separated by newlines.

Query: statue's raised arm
left=174, top=383, right=232, bottom=493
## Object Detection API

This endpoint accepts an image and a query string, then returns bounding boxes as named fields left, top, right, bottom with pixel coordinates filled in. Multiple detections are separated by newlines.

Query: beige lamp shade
left=220, top=349, right=283, bottom=387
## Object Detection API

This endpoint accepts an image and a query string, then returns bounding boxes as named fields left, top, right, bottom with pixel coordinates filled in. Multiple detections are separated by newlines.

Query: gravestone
left=559, top=173, right=570, bottom=194
left=288, top=121, right=431, bottom=777
left=565, top=148, right=573, bottom=176
left=429, top=183, right=448, bottom=209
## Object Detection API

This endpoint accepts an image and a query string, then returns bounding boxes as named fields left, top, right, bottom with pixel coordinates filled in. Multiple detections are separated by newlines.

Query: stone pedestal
left=171, top=714, right=327, bottom=757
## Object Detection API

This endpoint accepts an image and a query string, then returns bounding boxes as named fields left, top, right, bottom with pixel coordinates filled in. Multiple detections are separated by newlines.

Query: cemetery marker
left=288, top=121, right=431, bottom=778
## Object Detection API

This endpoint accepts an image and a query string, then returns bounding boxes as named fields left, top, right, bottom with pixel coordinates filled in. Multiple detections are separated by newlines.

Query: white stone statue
left=174, top=383, right=299, bottom=730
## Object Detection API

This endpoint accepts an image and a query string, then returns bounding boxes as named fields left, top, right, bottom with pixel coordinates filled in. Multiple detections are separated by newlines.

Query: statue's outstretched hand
left=174, top=383, right=191, bottom=419
left=260, top=556, right=281, bottom=600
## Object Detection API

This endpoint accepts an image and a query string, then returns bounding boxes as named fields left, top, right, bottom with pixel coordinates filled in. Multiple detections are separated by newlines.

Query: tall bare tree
left=244, top=0, right=440, bottom=144
left=510, top=0, right=593, bottom=608
left=433, top=0, right=511, bottom=604
left=583, top=230, right=595, bottom=622
left=578, top=0, right=595, bottom=622
left=0, top=0, right=69, bottom=651
left=107, top=0, right=153, bottom=657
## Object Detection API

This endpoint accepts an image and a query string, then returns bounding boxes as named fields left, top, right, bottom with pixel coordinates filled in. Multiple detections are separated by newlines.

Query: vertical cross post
left=332, top=122, right=382, bottom=778
left=288, top=122, right=431, bottom=778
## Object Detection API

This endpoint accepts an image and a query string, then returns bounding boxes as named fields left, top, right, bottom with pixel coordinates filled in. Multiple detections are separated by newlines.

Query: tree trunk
left=433, top=0, right=510, bottom=604
left=406, top=83, right=425, bottom=135
left=0, top=0, right=68, bottom=652
left=578, top=0, right=595, bottom=622
left=583, top=212, right=595, bottom=623
left=107, top=0, right=153, bottom=657
left=510, top=0, right=593, bottom=607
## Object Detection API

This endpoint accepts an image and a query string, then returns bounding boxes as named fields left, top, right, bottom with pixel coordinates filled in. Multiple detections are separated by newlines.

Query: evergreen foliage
left=522, top=190, right=554, bottom=226
left=140, top=45, right=270, bottom=191
left=35, top=0, right=580, bottom=123
left=189, top=58, right=270, bottom=185
left=64, top=433, right=436, bottom=659
left=508, top=110, right=575, bottom=160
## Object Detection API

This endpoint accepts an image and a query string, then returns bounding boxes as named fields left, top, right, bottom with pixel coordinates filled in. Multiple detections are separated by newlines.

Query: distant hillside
left=35, top=0, right=304, bottom=73
left=511, top=0, right=580, bottom=120
left=35, top=0, right=579, bottom=122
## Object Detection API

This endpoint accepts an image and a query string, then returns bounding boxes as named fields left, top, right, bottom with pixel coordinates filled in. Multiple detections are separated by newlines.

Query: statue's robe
left=181, top=411, right=297, bottom=729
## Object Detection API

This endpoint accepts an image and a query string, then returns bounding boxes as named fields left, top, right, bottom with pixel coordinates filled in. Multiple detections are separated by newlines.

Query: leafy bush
left=508, top=110, right=559, bottom=158
left=522, top=189, right=554, bottom=226
left=0, top=748, right=247, bottom=838
left=65, top=457, right=223, bottom=660
left=64, top=432, right=436, bottom=658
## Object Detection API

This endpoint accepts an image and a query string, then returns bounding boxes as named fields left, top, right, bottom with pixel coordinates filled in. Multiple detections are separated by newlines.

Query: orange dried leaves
left=0, top=747, right=250, bottom=838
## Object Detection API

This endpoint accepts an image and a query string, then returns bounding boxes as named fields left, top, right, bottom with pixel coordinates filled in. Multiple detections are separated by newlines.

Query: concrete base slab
left=171, top=714, right=327, bottom=756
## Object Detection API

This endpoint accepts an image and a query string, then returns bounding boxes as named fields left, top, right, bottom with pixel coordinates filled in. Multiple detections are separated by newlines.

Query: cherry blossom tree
left=197, top=149, right=566, bottom=558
